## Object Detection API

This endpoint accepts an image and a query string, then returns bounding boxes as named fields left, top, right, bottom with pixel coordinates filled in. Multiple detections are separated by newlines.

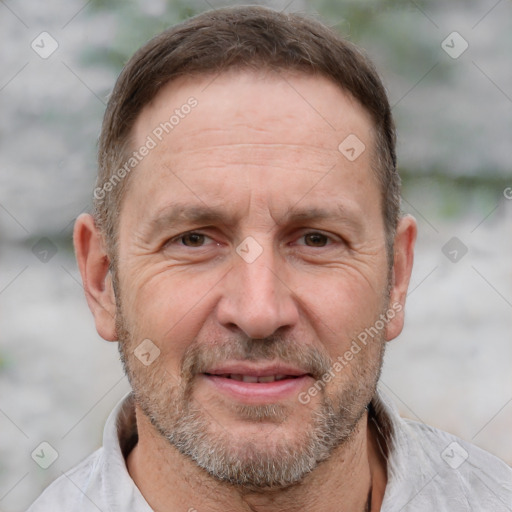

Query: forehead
left=133, top=69, right=374, bottom=152
left=123, top=70, right=380, bottom=227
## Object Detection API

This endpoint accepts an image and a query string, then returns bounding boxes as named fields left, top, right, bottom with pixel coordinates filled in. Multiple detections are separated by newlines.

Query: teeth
left=221, top=374, right=296, bottom=382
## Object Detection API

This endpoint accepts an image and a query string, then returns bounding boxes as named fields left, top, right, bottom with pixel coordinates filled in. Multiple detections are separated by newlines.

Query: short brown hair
left=95, top=5, right=400, bottom=259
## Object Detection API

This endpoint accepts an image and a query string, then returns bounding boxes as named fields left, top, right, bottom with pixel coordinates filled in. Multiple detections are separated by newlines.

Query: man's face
left=114, top=71, right=393, bottom=488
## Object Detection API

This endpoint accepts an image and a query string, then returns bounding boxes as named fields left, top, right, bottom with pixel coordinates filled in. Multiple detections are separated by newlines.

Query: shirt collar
left=101, top=393, right=151, bottom=512
left=102, top=387, right=416, bottom=510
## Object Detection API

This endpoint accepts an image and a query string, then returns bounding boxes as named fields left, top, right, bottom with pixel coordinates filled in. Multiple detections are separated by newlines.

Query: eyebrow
left=278, top=206, right=362, bottom=227
left=141, top=204, right=232, bottom=240
left=141, top=203, right=364, bottom=241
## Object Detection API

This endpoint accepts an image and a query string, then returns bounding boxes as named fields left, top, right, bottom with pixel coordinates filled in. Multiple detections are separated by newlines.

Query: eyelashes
left=164, top=230, right=342, bottom=252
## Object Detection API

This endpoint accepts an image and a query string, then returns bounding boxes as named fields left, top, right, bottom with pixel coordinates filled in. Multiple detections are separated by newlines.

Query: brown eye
left=304, top=233, right=329, bottom=247
left=181, top=233, right=206, bottom=247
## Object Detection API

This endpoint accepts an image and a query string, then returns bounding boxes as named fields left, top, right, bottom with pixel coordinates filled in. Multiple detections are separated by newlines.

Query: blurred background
left=0, top=0, right=511, bottom=510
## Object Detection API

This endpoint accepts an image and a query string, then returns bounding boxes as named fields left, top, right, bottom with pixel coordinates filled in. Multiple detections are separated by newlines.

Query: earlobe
left=385, top=215, right=417, bottom=341
left=74, top=213, right=118, bottom=341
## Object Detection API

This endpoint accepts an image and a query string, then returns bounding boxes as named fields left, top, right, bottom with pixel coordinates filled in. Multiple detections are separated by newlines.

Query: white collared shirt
left=27, top=389, right=512, bottom=511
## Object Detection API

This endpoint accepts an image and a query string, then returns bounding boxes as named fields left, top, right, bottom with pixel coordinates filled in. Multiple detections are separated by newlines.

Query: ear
left=385, top=214, right=417, bottom=341
left=74, top=213, right=117, bottom=341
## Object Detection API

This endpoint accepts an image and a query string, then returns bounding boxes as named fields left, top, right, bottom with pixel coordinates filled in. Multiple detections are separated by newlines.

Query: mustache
left=180, top=334, right=333, bottom=381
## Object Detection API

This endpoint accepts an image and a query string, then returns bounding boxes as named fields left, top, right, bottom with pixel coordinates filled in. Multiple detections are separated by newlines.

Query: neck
left=127, top=406, right=387, bottom=512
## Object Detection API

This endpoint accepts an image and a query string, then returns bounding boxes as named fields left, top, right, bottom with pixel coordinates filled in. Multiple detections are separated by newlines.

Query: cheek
left=293, top=271, right=388, bottom=351
left=122, top=269, right=221, bottom=357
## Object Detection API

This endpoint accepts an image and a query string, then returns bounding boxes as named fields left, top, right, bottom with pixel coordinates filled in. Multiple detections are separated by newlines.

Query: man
left=28, top=6, right=512, bottom=512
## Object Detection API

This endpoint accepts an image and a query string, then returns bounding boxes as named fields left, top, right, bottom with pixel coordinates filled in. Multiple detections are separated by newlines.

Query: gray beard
left=157, top=391, right=370, bottom=489
left=117, top=319, right=385, bottom=490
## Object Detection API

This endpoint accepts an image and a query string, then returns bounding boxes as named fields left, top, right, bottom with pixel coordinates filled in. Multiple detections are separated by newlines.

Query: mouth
left=200, top=363, right=313, bottom=402
left=204, top=373, right=303, bottom=383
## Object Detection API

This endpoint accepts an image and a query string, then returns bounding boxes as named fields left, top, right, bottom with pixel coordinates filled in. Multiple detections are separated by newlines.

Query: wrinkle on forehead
left=132, top=69, right=374, bottom=153
left=121, top=70, right=382, bottom=243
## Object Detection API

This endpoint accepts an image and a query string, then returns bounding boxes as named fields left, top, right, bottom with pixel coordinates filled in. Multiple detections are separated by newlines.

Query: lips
left=203, top=362, right=309, bottom=380
left=204, top=373, right=300, bottom=383
left=200, top=363, right=312, bottom=402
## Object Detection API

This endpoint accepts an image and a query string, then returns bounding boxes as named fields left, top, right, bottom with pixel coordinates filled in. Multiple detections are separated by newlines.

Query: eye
left=180, top=232, right=208, bottom=247
left=300, top=232, right=332, bottom=247
left=164, top=231, right=214, bottom=250
left=160, top=230, right=223, bottom=261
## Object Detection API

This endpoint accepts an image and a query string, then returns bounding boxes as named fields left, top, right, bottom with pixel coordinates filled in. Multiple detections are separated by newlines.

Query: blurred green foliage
left=84, top=0, right=434, bottom=73
left=83, top=0, right=198, bottom=71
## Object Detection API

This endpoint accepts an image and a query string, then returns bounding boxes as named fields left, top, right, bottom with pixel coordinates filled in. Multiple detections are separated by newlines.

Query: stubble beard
left=116, top=303, right=387, bottom=490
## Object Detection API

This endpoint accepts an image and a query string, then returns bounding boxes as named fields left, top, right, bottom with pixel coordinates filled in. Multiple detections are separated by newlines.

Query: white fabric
left=28, top=389, right=512, bottom=511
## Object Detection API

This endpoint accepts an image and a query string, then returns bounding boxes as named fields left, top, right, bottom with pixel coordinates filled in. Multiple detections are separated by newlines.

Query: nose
left=215, top=243, right=300, bottom=339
